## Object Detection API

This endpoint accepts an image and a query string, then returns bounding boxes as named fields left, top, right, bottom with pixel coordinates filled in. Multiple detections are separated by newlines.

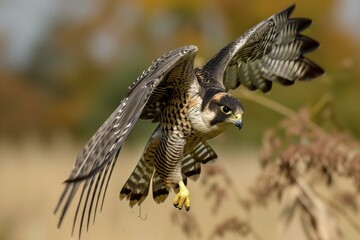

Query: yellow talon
left=173, top=181, right=190, bottom=211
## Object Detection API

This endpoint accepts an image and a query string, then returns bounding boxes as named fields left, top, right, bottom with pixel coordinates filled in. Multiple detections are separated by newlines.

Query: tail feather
left=119, top=158, right=154, bottom=207
left=152, top=171, right=169, bottom=203
left=119, top=126, right=161, bottom=207
left=121, top=139, right=218, bottom=206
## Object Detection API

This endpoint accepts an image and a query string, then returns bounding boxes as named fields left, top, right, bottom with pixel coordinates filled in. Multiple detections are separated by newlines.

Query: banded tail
left=120, top=140, right=218, bottom=207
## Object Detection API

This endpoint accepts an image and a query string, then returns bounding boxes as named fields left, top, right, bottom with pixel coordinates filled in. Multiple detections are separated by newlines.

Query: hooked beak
left=230, top=113, right=243, bottom=130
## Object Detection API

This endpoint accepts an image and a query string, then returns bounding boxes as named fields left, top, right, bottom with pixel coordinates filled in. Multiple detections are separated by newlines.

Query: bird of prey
left=54, top=4, right=324, bottom=238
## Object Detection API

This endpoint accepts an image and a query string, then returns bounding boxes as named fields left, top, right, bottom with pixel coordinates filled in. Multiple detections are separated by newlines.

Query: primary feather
left=54, top=45, right=198, bottom=238
left=203, top=4, right=324, bottom=93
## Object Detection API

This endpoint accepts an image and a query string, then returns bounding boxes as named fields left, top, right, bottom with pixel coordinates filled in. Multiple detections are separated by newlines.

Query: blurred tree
left=0, top=0, right=359, bottom=141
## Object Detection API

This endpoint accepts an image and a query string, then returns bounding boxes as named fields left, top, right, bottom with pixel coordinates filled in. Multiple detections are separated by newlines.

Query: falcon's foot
left=173, top=181, right=190, bottom=211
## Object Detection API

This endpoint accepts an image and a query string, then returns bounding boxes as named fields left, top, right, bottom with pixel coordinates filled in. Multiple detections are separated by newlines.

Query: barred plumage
left=55, top=4, right=324, bottom=238
left=205, top=5, right=323, bottom=92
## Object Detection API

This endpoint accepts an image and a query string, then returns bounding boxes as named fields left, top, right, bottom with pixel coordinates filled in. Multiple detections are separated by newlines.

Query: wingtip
left=311, top=65, right=325, bottom=79
left=289, top=3, right=296, bottom=11
left=284, top=3, right=296, bottom=17
left=187, top=44, right=198, bottom=51
left=290, top=18, right=313, bottom=32
left=270, top=4, right=296, bottom=22
left=301, top=58, right=325, bottom=80
left=298, top=36, right=321, bottom=54
left=64, top=175, right=89, bottom=183
left=176, top=45, right=198, bottom=55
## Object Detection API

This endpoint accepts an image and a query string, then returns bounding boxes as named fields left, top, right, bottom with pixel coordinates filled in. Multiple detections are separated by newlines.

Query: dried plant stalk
left=171, top=92, right=360, bottom=240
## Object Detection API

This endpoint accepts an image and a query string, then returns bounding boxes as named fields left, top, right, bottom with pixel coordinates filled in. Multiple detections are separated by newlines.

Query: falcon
left=55, top=4, right=324, bottom=237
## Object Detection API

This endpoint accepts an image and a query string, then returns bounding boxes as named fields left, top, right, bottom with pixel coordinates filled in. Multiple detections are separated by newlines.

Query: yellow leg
left=173, top=181, right=190, bottom=211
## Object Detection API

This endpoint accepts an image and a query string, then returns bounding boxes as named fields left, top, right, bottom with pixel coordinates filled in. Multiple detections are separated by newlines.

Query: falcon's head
left=201, top=90, right=243, bottom=130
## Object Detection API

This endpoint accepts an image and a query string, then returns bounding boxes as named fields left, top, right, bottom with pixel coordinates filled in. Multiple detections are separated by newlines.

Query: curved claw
left=173, top=181, right=190, bottom=211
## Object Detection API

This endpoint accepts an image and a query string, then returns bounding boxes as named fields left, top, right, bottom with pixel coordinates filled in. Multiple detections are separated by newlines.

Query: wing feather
left=202, top=4, right=324, bottom=93
left=54, top=45, right=198, bottom=236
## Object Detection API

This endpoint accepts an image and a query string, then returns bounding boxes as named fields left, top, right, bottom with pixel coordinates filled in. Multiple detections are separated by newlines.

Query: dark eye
left=220, top=105, right=232, bottom=115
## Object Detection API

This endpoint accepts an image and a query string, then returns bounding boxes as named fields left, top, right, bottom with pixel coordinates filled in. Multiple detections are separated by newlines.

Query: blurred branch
left=315, top=190, right=360, bottom=234
left=295, top=176, right=342, bottom=240
left=236, top=88, right=329, bottom=135
left=237, top=88, right=297, bottom=119
left=235, top=89, right=360, bottom=239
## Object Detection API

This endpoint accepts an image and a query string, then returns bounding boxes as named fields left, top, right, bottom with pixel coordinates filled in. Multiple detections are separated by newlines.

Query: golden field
left=1, top=135, right=359, bottom=240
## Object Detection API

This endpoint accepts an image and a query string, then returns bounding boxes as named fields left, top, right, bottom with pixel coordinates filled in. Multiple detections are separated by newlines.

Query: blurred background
left=0, top=0, right=359, bottom=239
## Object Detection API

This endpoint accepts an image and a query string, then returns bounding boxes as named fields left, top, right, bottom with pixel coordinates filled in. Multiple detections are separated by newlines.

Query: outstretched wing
left=54, top=45, right=198, bottom=238
left=203, top=4, right=324, bottom=93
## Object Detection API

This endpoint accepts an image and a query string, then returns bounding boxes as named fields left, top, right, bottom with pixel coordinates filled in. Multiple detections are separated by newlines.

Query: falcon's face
left=201, top=92, right=244, bottom=130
